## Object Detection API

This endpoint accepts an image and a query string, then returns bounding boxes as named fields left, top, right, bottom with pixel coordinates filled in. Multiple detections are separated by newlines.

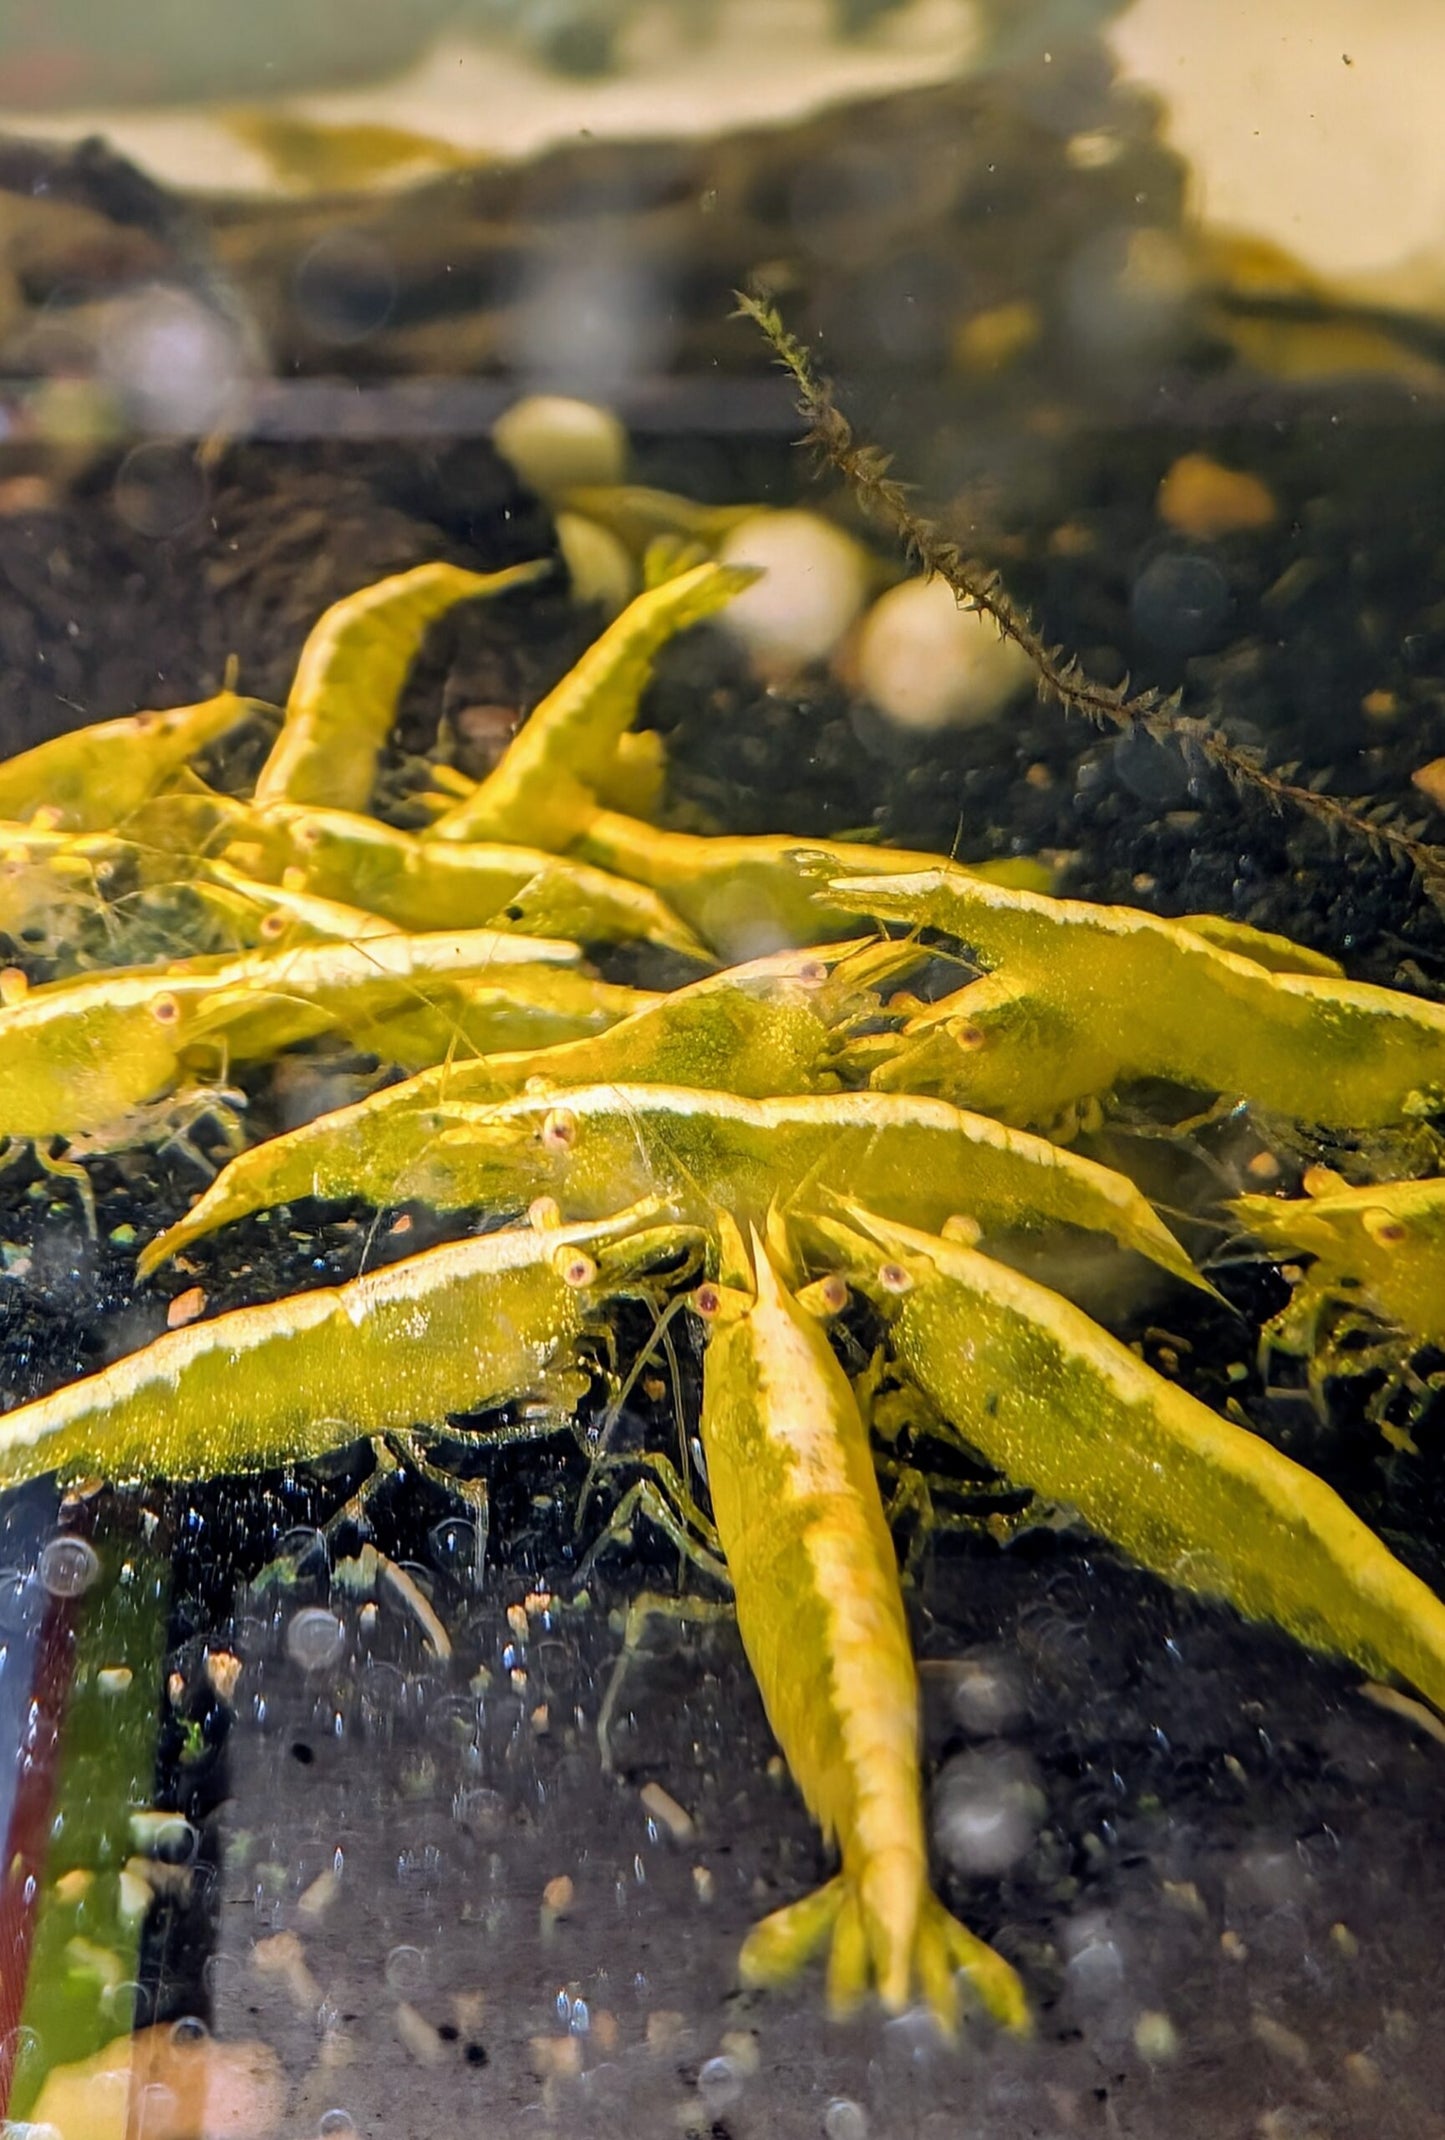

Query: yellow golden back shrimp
left=820, top=1203, right=1445, bottom=1719
left=0, top=1203, right=683, bottom=1490
left=0, top=691, right=267, bottom=832
left=254, top=559, right=549, bottom=812
left=135, top=941, right=908, bottom=1273
left=691, top=1223, right=1029, bottom=2033
left=832, top=864, right=1445, bottom=1131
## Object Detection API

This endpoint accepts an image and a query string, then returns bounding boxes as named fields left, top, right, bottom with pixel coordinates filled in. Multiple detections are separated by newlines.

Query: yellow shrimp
left=0, top=691, right=266, bottom=832
left=569, top=808, right=1053, bottom=963
left=0, top=1203, right=682, bottom=1490
left=136, top=940, right=913, bottom=1274
left=228, top=800, right=710, bottom=960
left=692, top=1226, right=1029, bottom=2032
left=820, top=1204, right=1445, bottom=1717
left=254, top=559, right=549, bottom=811
left=425, top=561, right=756, bottom=848
left=831, top=864, right=1445, bottom=1130
left=0, top=926, right=590, bottom=1145
left=140, top=1083, right=1204, bottom=1291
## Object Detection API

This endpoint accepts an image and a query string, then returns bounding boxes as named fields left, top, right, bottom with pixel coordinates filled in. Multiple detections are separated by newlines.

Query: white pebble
left=931, top=1746, right=1044, bottom=1877
left=856, top=575, right=1035, bottom=731
left=947, top=1650, right=1026, bottom=1738
left=717, top=510, right=869, bottom=666
left=554, top=510, right=636, bottom=616
left=492, top=395, right=627, bottom=498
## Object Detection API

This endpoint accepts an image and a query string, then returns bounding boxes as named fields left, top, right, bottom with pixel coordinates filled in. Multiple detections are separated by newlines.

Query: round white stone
left=716, top=509, right=869, bottom=665
left=857, top=575, right=1036, bottom=730
left=492, top=394, right=628, bottom=498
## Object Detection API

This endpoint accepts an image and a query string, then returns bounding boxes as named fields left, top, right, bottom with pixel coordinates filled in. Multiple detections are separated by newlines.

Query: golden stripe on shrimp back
left=0, top=1205, right=676, bottom=1490
left=823, top=1204, right=1445, bottom=1717
left=693, top=1232, right=1029, bottom=2032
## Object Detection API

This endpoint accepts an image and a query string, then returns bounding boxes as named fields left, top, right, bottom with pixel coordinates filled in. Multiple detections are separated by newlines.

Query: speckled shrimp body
left=141, top=1082, right=1204, bottom=1291
left=693, top=1231, right=1030, bottom=2034
left=831, top=865, right=1445, bottom=1130
left=0, top=1204, right=681, bottom=1490
left=0, top=925, right=603, bottom=1145
left=818, top=1205, right=1445, bottom=1716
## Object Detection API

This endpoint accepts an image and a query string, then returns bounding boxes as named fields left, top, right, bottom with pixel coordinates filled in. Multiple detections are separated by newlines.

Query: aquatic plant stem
left=737, top=290, right=1445, bottom=905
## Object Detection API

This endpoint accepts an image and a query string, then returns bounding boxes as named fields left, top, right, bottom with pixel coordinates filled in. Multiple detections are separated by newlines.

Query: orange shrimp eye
left=878, top=1261, right=913, bottom=1295
left=151, top=992, right=181, bottom=1025
left=527, top=1195, right=562, bottom=1232
left=294, top=819, right=323, bottom=851
left=693, top=1282, right=722, bottom=1320
left=259, top=912, right=287, bottom=939
left=556, top=1250, right=597, bottom=1289
left=955, top=1022, right=987, bottom=1052
left=1362, top=1211, right=1407, bottom=1248
left=817, top=1273, right=849, bottom=1314
left=796, top=958, right=828, bottom=987
left=540, top=1107, right=577, bottom=1152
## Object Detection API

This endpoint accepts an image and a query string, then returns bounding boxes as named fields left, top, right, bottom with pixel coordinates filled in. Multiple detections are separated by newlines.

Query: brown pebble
left=0, top=475, right=58, bottom=518
left=1343, top=2051, right=1380, bottom=2092
left=204, top=1649, right=243, bottom=1703
left=645, top=2010, right=686, bottom=2054
left=1250, top=2010, right=1310, bottom=2069
left=529, top=2033, right=583, bottom=2081
left=1411, top=756, right=1445, bottom=811
left=395, top=2001, right=444, bottom=2066
left=640, top=1781, right=695, bottom=1841
left=1246, top=1151, right=1281, bottom=1182
left=1046, top=521, right=1094, bottom=558
left=1157, top=453, right=1277, bottom=539
left=952, top=298, right=1040, bottom=374
left=166, top=1286, right=207, bottom=1330
left=1361, top=688, right=1397, bottom=720
left=542, top=1874, right=575, bottom=1916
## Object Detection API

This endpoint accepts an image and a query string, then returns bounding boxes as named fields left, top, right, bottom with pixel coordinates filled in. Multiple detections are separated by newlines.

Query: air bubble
left=698, top=2055, right=742, bottom=2113
left=169, top=2014, right=209, bottom=2047
left=319, top=2114, right=358, bottom=2137
left=151, top=1816, right=198, bottom=1866
left=1, top=2025, right=43, bottom=2079
left=38, top=1535, right=100, bottom=1599
left=285, top=1608, right=346, bottom=1673
left=947, top=1651, right=1026, bottom=1738
left=385, top=1944, right=429, bottom=1997
left=824, top=2101, right=869, bottom=2140
left=932, top=1747, right=1045, bottom=1877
